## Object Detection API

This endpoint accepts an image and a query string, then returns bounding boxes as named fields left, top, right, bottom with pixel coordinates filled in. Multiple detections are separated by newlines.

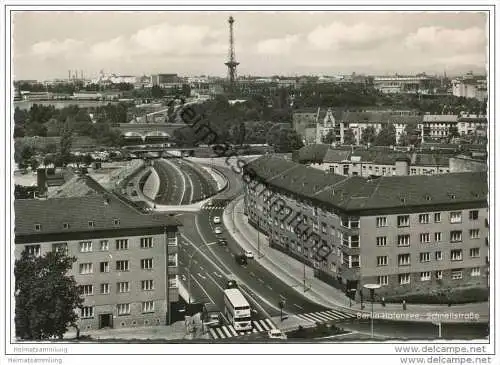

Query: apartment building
left=14, top=194, right=180, bottom=330
left=243, top=155, right=488, bottom=298
left=295, top=144, right=452, bottom=177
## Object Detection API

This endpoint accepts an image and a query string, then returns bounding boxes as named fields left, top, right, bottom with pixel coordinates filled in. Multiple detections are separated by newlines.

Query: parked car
left=214, top=226, right=223, bottom=234
left=268, top=329, right=287, bottom=340
left=213, top=216, right=221, bottom=224
left=235, top=254, right=248, bottom=265
left=244, top=250, right=254, bottom=259
left=217, top=238, right=228, bottom=246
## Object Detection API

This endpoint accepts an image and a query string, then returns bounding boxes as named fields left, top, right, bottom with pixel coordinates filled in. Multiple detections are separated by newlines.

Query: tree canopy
left=15, top=250, right=83, bottom=340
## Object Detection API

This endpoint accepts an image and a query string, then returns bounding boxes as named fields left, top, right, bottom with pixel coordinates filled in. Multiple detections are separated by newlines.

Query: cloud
left=405, top=26, right=486, bottom=51
left=31, top=38, right=84, bottom=57
left=90, top=36, right=129, bottom=60
left=256, top=34, right=300, bottom=54
left=307, top=22, right=401, bottom=50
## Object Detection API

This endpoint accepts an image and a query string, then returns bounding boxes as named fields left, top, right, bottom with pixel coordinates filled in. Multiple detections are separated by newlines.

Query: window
left=469, top=210, right=479, bottom=220
left=168, top=275, right=178, bottom=288
left=450, top=249, right=463, bottom=261
left=434, top=232, right=442, bottom=242
left=451, top=269, right=463, bottom=280
left=99, top=240, right=109, bottom=251
left=25, top=245, right=41, bottom=257
left=88, top=221, right=95, bottom=228
left=63, top=223, right=70, bottom=229
left=397, top=234, right=410, bottom=247
left=435, top=270, right=443, bottom=280
left=450, top=231, right=463, bottom=243
left=399, top=273, right=411, bottom=285
left=469, top=248, right=480, bottom=258
left=398, top=254, right=411, bottom=266
left=376, top=217, right=387, bottom=227
left=80, top=306, right=94, bottom=318
left=34, top=224, right=42, bottom=231
left=420, top=233, right=430, bottom=243
left=79, top=284, right=93, bottom=296
left=117, top=282, right=130, bottom=293
left=469, top=229, right=480, bottom=239
left=168, top=254, right=177, bottom=267
left=116, top=260, right=129, bottom=272
left=141, top=258, right=153, bottom=270
left=141, top=280, right=154, bottom=291
left=397, top=215, right=410, bottom=227
left=142, top=301, right=155, bottom=313
left=376, top=236, right=387, bottom=246
left=100, top=283, right=110, bottom=294
left=434, top=213, right=441, bottom=223
left=100, top=261, right=109, bottom=273
left=140, top=237, right=153, bottom=248
left=79, top=263, right=93, bottom=274
left=420, top=272, right=431, bottom=281
left=52, top=242, right=68, bottom=254
left=117, top=303, right=130, bottom=316
left=471, top=267, right=481, bottom=277
left=113, top=219, right=120, bottom=226
left=419, top=214, right=429, bottom=224
left=377, top=275, right=388, bottom=286
left=79, top=241, right=92, bottom=253
left=435, top=251, right=442, bottom=261
left=450, top=211, right=462, bottom=224
left=376, top=256, right=388, bottom=266
left=420, top=252, right=430, bottom=262
left=349, top=255, right=360, bottom=268
left=116, top=239, right=129, bottom=250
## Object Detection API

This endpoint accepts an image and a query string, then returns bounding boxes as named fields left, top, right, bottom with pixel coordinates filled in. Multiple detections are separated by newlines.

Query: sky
left=11, top=11, right=488, bottom=80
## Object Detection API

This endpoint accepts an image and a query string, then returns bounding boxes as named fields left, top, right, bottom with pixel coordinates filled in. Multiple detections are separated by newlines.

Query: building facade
left=243, top=156, right=488, bottom=298
left=14, top=194, right=180, bottom=331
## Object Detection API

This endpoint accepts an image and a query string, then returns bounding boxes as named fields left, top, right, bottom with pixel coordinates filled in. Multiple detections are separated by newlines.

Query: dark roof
left=341, top=112, right=422, bottom=124
left=15, top=194, right=180, bottom=237
left=295, top=144, right=330, bottom=163
left=245, top=156, right=487, bottom=212
left=412, top=154, right=450, bottom=167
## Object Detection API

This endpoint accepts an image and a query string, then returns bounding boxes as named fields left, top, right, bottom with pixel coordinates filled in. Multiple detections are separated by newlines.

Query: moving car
left=227, top=279, right=237, bottom=289
left=202, top=303, right=222, bottom=328
left=244, top=250, right=254, bottom=259
left=217, top=238, right=228, bottom=246
left=214, top=226, right=223, bottom=234
left=213, top=216, right=221, bottom=224
left=235, top=254, right=248, bottom=265
left=268, top=329, right=287, bottom=340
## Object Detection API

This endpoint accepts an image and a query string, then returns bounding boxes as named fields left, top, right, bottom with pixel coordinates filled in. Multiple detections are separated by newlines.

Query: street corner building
left=242, top=155, right=489, bottom=299
left=14, top=194, right=181, bottom=330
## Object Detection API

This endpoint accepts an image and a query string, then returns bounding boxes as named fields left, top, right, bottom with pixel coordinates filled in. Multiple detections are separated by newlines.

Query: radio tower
left=224, top=16, right=239, bottom=90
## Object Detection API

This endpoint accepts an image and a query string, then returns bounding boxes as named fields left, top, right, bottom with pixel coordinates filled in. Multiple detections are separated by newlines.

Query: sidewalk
left=224, top=196, right=489, bottom=323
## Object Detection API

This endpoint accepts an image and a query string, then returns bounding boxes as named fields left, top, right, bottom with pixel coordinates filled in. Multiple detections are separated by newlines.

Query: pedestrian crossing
left=208, top=318, right=277, bottom=340
left=295, top=309, right=356, bottom=324
left=202, top=206, right=224, bottom=210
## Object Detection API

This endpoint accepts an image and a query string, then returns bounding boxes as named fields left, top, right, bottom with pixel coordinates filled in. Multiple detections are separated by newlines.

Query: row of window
left=80, top=301, right=155, bottom=318
left=79, top=277, right=177, bottom=296
left=79, top=255, right=177, bottom=274
left=377, top=267, right=481, bottom=286
left=36, top=219, right=123, bottom=232
left=376, top=210, right=479, bottom=228
left=375, top=229, right=479, bottom=247
left=376, top=248, right=480, bottom=267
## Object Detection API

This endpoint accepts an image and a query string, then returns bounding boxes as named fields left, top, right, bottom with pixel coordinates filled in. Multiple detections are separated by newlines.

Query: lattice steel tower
left=224, top=16, right=239, bottom=88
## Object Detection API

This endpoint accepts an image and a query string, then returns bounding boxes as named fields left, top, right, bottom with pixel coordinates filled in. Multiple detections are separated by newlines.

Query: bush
left=384, top=287, right=489, bottom=304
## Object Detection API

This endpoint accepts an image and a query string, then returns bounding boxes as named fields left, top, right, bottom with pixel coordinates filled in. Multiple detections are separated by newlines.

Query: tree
left=15, top=250, right=83, bottom=340
left=30, top=157, right=40, bottom=171
left=232, top=122, right=246, bottom=146
left=322, top=130, right=335, bottom=145
left=343, top=128, right=356, bottom=145
left=448, top=126, right=460, bottom=140
left=375, top=123, right=396, bottom=146
left=272, top=129, right=304, bottom=153
left=361, top=126, right=377, bottom=145
left=59, top=121, right=73, bottom=166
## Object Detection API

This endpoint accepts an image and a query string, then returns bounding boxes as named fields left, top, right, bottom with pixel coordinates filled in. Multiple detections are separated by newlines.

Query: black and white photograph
left=0, top=1, right=498, bottom=364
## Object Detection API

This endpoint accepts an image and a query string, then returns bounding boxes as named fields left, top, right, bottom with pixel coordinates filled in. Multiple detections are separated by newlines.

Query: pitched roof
left=15, top=193, right=180, bottom=237
left=423, top=115, right=458, bottom=122
left=245, top=156, right=487, bottom=212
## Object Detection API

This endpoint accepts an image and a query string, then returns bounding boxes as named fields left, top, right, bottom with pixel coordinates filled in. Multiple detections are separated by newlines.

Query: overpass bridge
left=118, top=123, right=187, bottom=142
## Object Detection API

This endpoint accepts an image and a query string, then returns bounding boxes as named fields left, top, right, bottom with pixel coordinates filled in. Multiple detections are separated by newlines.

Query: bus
left=223, top=288, right=252, bottom=331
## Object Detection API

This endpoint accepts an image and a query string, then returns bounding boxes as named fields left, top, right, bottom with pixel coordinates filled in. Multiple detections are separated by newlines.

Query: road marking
left=178, top=260, right=183, bottom=265
left=266, top=285, right=272, bottom=290
left=193, top=260, right=198, bottom=265
left=264, top=318, right=277, bottom=330
left=230, top=253, right=234, bottom=257
left=206, top=242, right=217, bottom=246
left=200, top=266, right=205, bottom=271
left=213, top=271, right=222, bottom=278
left=293, top=304, right=303, bottom=309
left=196, top=272, right=207, bottom=280
left=249, top=271, right=255, bottom=277
left=209, top=328, right=218, bottom=339
left=253, top=321, right=263, bottom=331
left=189, top=273, right=214, bottom=304
left=215, top=327, right=226, bottom=339
left=222, top=326, right=232, bottom=338
left=227, top=326, right=238, bottom=337
left=181, top=274, right=186, bottom=281
left=279, top=294, right=286, bottom=300
left=257, top=278, right=264, bottom=283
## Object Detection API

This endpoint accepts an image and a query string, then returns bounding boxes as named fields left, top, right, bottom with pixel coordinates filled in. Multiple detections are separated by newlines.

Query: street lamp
left=363, top=283, right=381, bottom=339
left=279, top=299, right=286, bottom=321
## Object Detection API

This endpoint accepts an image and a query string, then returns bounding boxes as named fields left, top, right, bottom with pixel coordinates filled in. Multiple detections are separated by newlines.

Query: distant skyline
left=12, top=11, right=488, bottom=80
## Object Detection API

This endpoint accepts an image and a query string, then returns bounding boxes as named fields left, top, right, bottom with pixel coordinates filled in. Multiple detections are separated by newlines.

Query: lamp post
left=363, top=283, right=381, bottom=339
